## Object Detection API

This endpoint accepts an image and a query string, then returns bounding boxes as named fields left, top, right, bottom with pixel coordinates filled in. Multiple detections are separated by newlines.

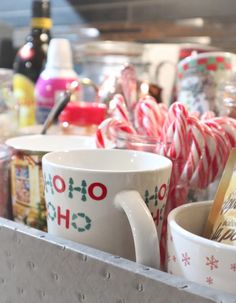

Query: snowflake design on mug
left=181, top=252, right=190, bottom=266
left=206, top=276, right=214, bottom=285
left=230, top=263, right=236, bottom=272
left=206, top=255, right=219, bottom=270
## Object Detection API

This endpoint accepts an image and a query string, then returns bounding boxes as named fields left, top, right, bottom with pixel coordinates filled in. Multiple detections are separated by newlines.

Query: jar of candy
left=58, top=101, right=107, bottom=136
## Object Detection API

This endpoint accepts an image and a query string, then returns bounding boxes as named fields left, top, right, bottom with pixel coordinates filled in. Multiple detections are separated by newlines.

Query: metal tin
left=6, top=135, right=96, bottom=231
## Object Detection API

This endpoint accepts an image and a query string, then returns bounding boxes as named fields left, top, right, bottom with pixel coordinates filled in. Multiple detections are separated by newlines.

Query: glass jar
left=74, top=41, right=150, bottom=102
left=111, top=130, right=217, bottom=203
left=218, top=78, right=236, bottom=118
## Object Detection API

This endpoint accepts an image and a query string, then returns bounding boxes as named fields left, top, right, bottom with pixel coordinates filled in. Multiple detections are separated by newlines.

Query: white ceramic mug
left=42, top=149, right=172, bottom=269
left=167, top=201, right=236, bottom=294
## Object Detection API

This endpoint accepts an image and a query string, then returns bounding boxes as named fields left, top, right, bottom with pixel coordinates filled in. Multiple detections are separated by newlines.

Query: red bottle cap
left=59, top=101, right=107, bottom=126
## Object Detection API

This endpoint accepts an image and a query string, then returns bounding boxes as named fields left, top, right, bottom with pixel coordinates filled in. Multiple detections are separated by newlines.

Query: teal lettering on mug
left=47, top=203, right=92, bottom=232
left=44, top=173, right=54, bottom=194
left=69, top=178, right=87, bottom=201
left=71, top=212, right=91, bottom=232
left=47, top=202, right=56, bottom=221
left=151, top=208, right=160, bottom=226
left=144, top=183, right=168, bottom=206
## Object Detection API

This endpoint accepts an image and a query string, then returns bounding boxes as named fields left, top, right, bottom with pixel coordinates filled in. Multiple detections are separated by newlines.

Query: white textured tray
left=0, top=217, right=235, bottom=303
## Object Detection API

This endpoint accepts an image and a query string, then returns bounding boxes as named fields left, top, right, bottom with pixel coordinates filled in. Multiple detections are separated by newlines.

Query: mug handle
left=154, top=60, right=176, bottom=84
left=115, top=190, right=160, bottom=269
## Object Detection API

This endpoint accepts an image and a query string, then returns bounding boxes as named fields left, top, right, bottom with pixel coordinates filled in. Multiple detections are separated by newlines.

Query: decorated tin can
left=6, top=135, right=96, bottom=231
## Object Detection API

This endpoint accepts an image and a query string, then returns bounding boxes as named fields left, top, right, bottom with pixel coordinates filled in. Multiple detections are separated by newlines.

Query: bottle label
left=13, top=73, right=36, bottom=127
left=204, top=148, right=236, bottom=246
left=35, top=77, right=78, bottom=124
left=31, top=17, right=52, bottom=29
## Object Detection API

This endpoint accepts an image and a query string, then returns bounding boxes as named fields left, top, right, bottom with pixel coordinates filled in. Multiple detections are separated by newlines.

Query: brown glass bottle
left=13, top=0, right=52, bottom=127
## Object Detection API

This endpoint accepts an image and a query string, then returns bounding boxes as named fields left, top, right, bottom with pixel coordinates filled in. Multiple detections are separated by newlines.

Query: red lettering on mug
left=88, top=183, right=107, bottom=201
left=57, top=206, right=70, bottom=229
left=53, top=175, right=66, bottom=193
left=158, top=184, right=167, bottom=200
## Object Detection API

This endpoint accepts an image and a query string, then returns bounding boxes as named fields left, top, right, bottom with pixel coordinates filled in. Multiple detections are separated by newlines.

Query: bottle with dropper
left=35, top=38, right=79, bottom=124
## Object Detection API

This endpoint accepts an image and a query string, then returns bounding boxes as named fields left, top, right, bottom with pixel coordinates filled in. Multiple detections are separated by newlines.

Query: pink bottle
left=35, top=38, right=79, bottom=124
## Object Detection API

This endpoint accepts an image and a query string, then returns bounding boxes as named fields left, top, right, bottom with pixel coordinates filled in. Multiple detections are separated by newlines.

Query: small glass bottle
left=13, top=0, right=52, bottom=127
left=58, top=101, right=107, bottom=136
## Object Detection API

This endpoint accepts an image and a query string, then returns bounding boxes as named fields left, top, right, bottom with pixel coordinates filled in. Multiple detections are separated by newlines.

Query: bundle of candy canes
left=96, top=94, right=236, bottom=263
left=97, top=94, right=236, bottom=202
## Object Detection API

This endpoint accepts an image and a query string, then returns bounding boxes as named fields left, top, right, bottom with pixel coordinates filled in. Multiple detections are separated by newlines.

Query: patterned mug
left=177, top=51, right=235, bottom=115
left=42, top=149, right=172, bottom=269
left=167, top=201, right=236, bottom=294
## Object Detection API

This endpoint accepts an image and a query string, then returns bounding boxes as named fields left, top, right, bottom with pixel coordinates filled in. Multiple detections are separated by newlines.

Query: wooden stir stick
left=203, top=148, right=236, bottom=238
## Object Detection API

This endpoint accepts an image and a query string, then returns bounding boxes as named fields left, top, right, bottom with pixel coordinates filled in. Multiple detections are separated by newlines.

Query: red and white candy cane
left=134, top=96, right=163, bottom=137
left=201, top=111, right=216, bottom=120
left=204, top=120, right=231, bottom=181
left=162, top=102, right=190, bottom=161
left=190, top=120, right=229, bottom=188
left=96, top=117, right=137, bottom=148
left=160, top=103, right=190, bottom=205
left=158, top=103, right=168, bottom=125
left=190, top=111, right=201, bottom=119
left=180, top=116, right=205, bottom=184
left=109, top=94, right=131, bottom=123
left=120, top=64, right=138, bottom=111
left=193, top=122, right=218, bottom=188
left=211, top=117, right=236, bottom=148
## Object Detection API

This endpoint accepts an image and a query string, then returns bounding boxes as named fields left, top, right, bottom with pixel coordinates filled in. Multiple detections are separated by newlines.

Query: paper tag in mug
left=203, top=148, right=236, bottom=244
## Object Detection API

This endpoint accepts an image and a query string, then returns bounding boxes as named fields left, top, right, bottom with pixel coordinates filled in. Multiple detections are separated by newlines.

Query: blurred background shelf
left=1, top=0, right=236, bottom=50
left=0, top=217, right=235, bottom=303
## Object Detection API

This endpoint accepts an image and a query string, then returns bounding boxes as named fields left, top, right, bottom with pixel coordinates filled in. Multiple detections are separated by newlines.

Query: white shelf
left=0, top=217, right=235, bottom=303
